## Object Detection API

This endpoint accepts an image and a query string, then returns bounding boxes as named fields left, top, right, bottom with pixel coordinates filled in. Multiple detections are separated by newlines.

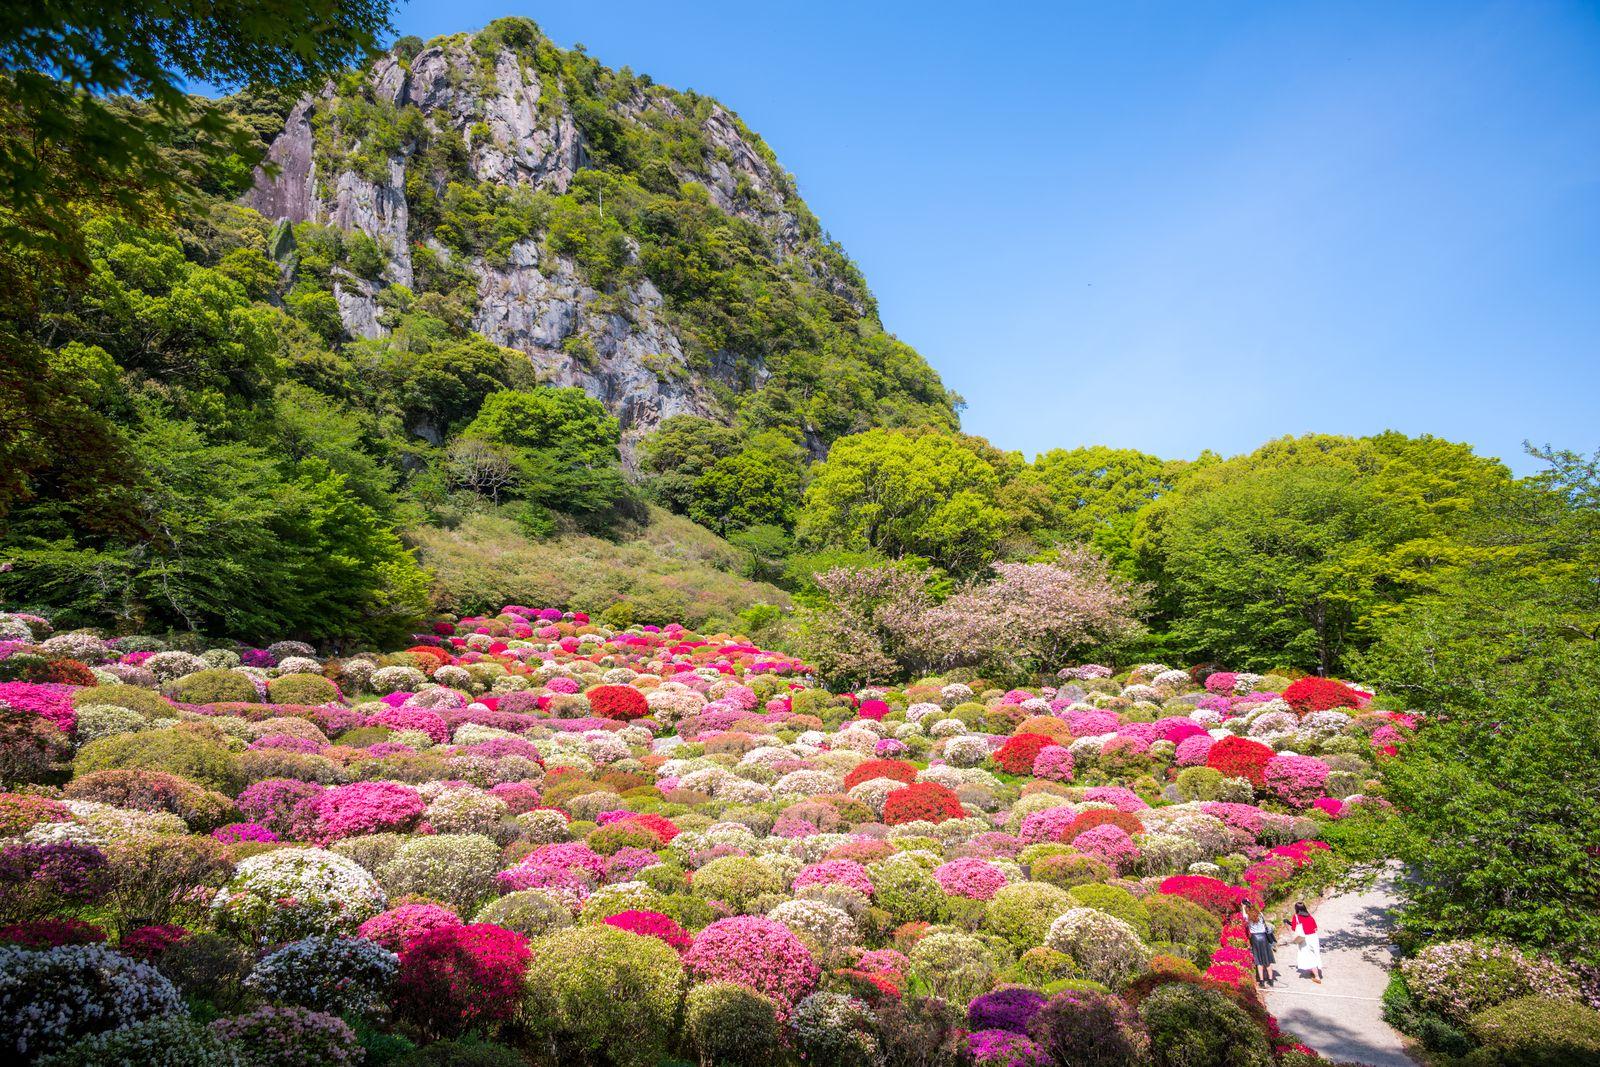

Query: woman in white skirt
left=1288, top=900, right=1323, bottom=983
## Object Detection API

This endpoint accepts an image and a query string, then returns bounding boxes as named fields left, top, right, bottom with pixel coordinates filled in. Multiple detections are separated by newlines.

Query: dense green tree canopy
left=796, top=428, right=1023, bottom=576
left=1030, top=445, right=1196, bottom=568
left=1132, top=432, right=1513, bottom=672
left=1353, top=448, right=1600, bottom=952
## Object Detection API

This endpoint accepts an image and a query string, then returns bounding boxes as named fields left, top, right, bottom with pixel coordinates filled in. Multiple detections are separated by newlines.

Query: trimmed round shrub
left=692, top=855, right=786, bottom=912
left=72, top=684, right=174, bottom=718
left=358, top=903, right=463, bottom=953
left=1282, top=676, right=1362, bottom=713
left=1045, top=909, right=1150, bottom=989
left=1137, top=981, right=1273, bottom=1067
left=36, top=1016, right=240, bottom=1067
left=524, top=925, right=685, bottom=1067
left=378, top=833, right=500, bottom=913
left=1068, top=882, right=1151, bottom=939
left=1401, top=939, right=1581, bottom=1025
left=245, top=935, right=398, bottom=1014
left=64, top=769, right=235, bottom=831
left=883, top=782, right=966, bottom=825
left=1204, top=736, right=1276, bottom=788
left=969, top=987, right=1049, bottom=1034
left=395, top=924, right=531, bottom=1038
left=212, top=848, right=385, bottom=942
left=211, top=1006, right=361, bottom=1067
left=1468, top=995, right=1600, bottom=1066
left=266, top=674, right=339, bottom=705
left=168, top=669, right=259, bottom=705
left=0, top=942, right=183, bottom=1060
left=685, top=916, right=820, bottom=1014
left=985, top=882, right=1076, bottom=948
left=586, top=684, right=650, bottom=721
left=75, top=728, right=245, bottom=794
left=474, top=891, right=574, bottom=939
left=908, top=929, right=997, bottom=1003
left=789, top=990, right=880, bottom=1067
left=869, top=858, right=948, bottom=924
left=686, top=980, right=784, bottom=1067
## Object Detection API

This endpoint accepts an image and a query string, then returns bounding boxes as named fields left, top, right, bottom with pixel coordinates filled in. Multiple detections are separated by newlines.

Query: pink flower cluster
left=793, top=860, right=874, bottom=897
left=1031, top=745, right=1074, bottom=782
left=603, top=909, right=691, bottom=951
left=367, top=706, right=449, bottom=743
left=293, top=781, right=425, bottom=843
left=359, top=903, right=464, bottom=952
left=933, top=858, right=1009, bottom=900
left=0, top=682, right=76, bottom=733
left=1071, top=824, right=1140, bottom=873
left=683, top=916, right=819, bottom=1015
left=1263, top=753, right=1331, bottom=807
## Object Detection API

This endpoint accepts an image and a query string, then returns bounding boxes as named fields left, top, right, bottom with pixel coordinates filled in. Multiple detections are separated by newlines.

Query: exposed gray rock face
left=242, top=32, right=857, bottom=445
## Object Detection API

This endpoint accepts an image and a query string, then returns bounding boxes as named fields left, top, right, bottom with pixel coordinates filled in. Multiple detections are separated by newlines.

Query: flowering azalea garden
left=0, top=601, right=1515, bottom=1067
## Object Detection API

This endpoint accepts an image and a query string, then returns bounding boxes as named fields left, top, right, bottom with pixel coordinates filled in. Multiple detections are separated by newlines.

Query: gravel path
left=1261, top=863, right=1416, bottom=1067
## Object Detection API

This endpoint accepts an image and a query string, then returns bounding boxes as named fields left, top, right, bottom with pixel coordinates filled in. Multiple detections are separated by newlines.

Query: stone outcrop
left=243, top=33, right=830, bottom=447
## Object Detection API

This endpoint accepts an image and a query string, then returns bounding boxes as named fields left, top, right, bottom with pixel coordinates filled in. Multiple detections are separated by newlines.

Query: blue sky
left=365, top=1, right=1598, bottom=473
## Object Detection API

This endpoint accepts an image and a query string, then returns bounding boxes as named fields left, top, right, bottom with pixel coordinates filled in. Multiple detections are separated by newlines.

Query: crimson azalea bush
left=1205, top=736, right=1277, bottom=787
left=395, top=923, right=532, bottom=1037
left=883, top=782, right=966, bottom=825
left=1282, top=676, right=1363, bottom=714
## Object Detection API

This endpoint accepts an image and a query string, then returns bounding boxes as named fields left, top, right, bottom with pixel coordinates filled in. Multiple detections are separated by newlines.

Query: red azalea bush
left=1281, top=676, right=1362, bottom=714
left=1159, top=875, right=1248, bottom=919
left=1205, top=736, right=1276, bottom=787
left=844, top=758, right=919, bottom=790
left=0, top=916, right=106, bottom=948
left=395, top=923, right=532, bottom=1037
left=586, top=684, right=650, bottom=721
left=994, top=733, right=1055, bottom=776
left=882, top=782, right=966, bottom=825
left=119, top=923, right=191, bottom=960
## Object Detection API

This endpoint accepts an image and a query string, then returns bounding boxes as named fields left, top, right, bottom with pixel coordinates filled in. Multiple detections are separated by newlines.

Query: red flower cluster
left=119, top=923, right=191, bottom=960
left=993, top=732, right=1055, bottom=776
left=882, top=782, right=966, bottom=825
left=1205, top=736, right=1276, bottom=787
left=395, top=923, right=531, bottom=1037
left=1282, top=676, right=1362, bottom=714
left=1158, top=875, right=1247, bottom=918
left=1061, top=808, right=1145, bottom=844
left=0, top=917, right=105, bottom=948
left=586, top=684, right=650, bottom=721
left=844, top=758, right=919, bottom=791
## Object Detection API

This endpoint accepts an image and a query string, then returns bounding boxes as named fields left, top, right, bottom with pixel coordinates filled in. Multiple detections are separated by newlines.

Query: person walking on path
left=1288, top=901, right=1324, bottom=983
left=1243, top=900, right=1279, bottom=985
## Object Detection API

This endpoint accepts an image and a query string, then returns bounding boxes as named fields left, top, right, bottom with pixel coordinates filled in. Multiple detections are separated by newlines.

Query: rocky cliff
left=244, top=18, right=957, bottom=453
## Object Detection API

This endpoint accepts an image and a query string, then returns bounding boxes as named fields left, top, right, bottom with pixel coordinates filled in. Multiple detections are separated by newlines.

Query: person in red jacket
left=1289, top=901, right=1324, bottom=983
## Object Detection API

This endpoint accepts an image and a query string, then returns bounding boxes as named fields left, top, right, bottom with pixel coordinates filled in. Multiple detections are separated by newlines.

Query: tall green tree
left=1133, top=432, right=1512, bottom=673
left=1354, top=447, right=1600, bottom=954
left=1030, top=445, right=1195, bottom=569
left=796, top=428, right=1021, bottom=575
left=461, top=387, right=631, bottom=530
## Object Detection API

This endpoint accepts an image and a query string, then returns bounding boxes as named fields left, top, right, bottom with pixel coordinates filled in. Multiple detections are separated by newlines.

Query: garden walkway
left=1261, top=863, right=1416, bottom=1067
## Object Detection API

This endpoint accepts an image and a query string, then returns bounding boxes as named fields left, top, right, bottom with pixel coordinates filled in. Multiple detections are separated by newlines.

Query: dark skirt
left=1249, top=931, right=1276, bottom=968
